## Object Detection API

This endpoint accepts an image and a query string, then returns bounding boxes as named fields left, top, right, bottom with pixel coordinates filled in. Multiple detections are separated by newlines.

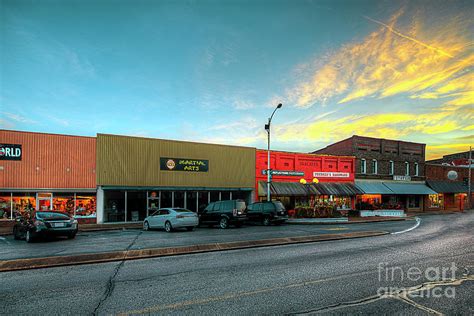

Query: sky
left=1, top=0, right=473, bottom=160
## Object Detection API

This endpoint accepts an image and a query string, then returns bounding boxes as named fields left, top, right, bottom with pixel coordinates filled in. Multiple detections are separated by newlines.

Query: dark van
left=246, top=201, right=288, bottom=226
left=199, top=200, right=247, bottom=229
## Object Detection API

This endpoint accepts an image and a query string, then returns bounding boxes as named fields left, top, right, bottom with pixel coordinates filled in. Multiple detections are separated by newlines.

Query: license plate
left=52, top=222, right=66, bottom=227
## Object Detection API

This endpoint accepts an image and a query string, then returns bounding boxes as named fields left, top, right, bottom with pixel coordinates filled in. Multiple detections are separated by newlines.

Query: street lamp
left=265, top=103, right=283, bottom=202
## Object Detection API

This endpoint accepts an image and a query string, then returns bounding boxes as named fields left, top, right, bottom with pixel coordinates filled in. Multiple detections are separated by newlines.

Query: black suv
left=246, top=201, right=288, bottom=226
left=199, top=200, right=247, bottom=229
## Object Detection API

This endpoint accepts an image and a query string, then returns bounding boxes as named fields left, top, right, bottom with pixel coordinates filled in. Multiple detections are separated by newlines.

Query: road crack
left=290, top=271, right=473, bottom=315
left=92, top=231, right=143, bottom=315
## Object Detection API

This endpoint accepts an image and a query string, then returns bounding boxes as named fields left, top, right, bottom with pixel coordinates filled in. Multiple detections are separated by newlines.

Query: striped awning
left=258, top=181, right=361, bottom=196
left=311, top=183, right=363, bottom=196
left=426, top=180, right=467, bottom=194
left=258, top=181, right=309, bottom=196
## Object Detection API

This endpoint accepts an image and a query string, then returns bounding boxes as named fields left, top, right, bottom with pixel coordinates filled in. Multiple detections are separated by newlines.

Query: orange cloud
left=287, top=9, right=472, bottom=109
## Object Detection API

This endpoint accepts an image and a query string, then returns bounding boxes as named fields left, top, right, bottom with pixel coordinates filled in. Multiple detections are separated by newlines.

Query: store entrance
left=37, top=193, right=52, bottom=211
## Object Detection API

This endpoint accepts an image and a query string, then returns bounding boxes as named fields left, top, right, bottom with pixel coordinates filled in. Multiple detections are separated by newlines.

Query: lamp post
left=265, top=103, right=283, bottom=202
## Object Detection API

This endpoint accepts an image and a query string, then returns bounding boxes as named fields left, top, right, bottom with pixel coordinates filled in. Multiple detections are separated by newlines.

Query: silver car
left=143, top=208, right=199, bottom=232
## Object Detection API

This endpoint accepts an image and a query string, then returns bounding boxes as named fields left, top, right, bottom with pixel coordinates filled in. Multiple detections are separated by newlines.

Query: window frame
left=361, top=159, right=367, bottom=174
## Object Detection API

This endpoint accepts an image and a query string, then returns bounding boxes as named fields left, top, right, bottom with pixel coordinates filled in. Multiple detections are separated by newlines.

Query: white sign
left=393, top=175, right=411, bottom=181
left=312, top=172, right=350, bottom=178
left=360, top=210, right=406, bottom=217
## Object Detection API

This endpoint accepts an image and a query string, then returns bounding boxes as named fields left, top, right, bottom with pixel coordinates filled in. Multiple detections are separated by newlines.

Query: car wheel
left=219, top=217, right=229, bottom=229
left=164, top=221, right=173, bottom=232
left=262, top=217, right=271, bottom=226
left=25, top=230, right=34, bottom=243
left=186, top=226, right=194, bottom=231
left=143, top=221, right=150, bottom=231
left=13, top=227, right=20, bottom=240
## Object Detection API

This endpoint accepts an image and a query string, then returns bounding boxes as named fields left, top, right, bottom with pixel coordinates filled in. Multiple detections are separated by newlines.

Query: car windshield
left=274, top=201, right=286, bottom=211
left=36, top=212, right=70, bottom=220
left=236, top=201, right=246, bottom=211
left=174, top=209, right=193, bottom=213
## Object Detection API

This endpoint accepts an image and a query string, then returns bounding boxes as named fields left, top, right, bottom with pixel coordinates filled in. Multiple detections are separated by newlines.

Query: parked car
left=143, top=208, right=199, bottom=232
left=13, top=211, right=78, bottom=242
left=246, top=201, right=288, bottom=225
left=199, top=200, right=247, bottom=229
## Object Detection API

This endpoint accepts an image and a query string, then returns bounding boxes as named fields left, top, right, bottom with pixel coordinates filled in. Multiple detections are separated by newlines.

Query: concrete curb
left=0, top=231, right=389, bottom=272
left=287, top=217, right=410, bottom=225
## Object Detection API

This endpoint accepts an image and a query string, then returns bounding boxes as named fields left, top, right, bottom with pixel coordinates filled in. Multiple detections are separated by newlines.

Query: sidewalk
left=0, top=216, right=409, bottom=236
left=0, top=221, right=143, bottom=236
left=287, top=216, right=410, bottom=225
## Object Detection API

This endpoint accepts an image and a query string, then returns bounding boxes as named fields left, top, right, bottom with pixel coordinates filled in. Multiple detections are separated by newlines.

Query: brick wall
left=313, top=135, right=426, bottom=180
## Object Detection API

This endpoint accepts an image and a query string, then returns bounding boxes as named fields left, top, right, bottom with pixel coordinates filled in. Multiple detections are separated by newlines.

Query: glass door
left=37, top=193, right=53, bottom=211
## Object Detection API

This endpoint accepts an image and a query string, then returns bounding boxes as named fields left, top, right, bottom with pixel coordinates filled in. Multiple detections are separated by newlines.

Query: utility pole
left=265, top=103, right=283, bottom=202
left=468, top=146, right=472, bottom=210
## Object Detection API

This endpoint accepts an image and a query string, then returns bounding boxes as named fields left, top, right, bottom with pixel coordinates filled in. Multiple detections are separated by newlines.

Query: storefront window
left=429, top=194, right=441, bottom=208
left=198, top=191, right=209, bottom=213
left=174, top=191, right=185, bottom=208
left=334, top=196, right=352, bottom=210
left=104, top=191, right=125, bottom=222
left=0, top=195, right=12, bottom=219
left=161, top=191, right=172, bottom=208
left=127, top=191, right=147, bottom=221
left=148, top=191, right=160, bottom=216
left=53, top=194, right=75, bottom=216
left=230, top=191, right=243, bottom=200
left=75, top=194, right=97, bottom=218
left=186, top=192, right=198, bottom=212
left=356, top=194, right=382, bottom=210
left=221, top=192, right=230, bottom=200
left=12, top=193, right=36, bottom=218
left=210, top=191, right=220, bottom=202
left=408, top=195, right=420, bottom=208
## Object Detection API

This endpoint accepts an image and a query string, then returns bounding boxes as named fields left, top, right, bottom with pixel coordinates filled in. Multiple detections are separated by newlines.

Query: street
left=1, top=212, right=473, bottom=315
left=0, top=219, right=412, bottom=261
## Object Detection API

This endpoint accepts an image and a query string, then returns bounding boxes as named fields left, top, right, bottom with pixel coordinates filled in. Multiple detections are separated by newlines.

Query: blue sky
left=1, top=0, right=472, bottom=159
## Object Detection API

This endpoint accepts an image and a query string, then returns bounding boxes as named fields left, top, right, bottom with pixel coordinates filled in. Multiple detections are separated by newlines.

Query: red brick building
left=425, top=164, right=473, bottom=211
left=255, top=150, right=361, bottom=211
left=313, top=135, right=436, bottom=212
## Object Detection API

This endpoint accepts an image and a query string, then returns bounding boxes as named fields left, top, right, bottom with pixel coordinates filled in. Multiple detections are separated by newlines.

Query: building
left=313, top=135, right=436, bottom=212
left=95, top=134, right=255, bottom=223
left=0, top=130, right=97, bottom=222
left=426, top=150, right=474, bottom=166
left=424, top=164, right=473, bottom=211
left=1, top=130, right=256, bottom=224
left=255, top=150, right=361, bottom=212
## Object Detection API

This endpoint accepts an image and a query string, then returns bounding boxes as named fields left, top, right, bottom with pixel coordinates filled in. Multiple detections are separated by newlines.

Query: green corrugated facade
left=97, top=134, right=255, bottom=188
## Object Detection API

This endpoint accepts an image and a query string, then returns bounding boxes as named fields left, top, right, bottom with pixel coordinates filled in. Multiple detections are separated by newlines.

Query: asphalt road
left=0, top=219, right=413, bottom=260
left=1, top=212, right=473, bottom=315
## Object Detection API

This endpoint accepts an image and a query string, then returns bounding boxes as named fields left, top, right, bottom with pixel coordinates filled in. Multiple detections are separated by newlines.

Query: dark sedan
left=13, top=211, right=79, bottom=242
